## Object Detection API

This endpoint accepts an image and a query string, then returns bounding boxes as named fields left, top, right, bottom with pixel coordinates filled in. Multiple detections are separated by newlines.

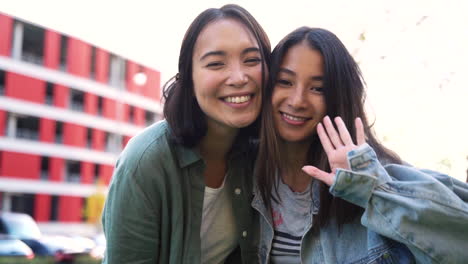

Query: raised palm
left=302, top=116, right=366, bottom=186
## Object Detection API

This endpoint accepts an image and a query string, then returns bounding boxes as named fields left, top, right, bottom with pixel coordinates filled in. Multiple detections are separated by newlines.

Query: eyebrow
left=279, top=68, right=323, bottom=81
left=199, top=47, right=260, bottom=61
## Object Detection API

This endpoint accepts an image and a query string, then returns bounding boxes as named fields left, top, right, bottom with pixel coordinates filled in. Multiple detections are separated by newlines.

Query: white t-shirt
left=200, top=177, right=238, bottom=264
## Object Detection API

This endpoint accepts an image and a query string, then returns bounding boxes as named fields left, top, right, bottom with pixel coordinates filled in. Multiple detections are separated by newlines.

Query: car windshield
left=3, top=214, right=41, bottom=239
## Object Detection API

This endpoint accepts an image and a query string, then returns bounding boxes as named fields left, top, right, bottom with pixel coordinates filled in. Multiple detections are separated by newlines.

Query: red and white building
left=0, top=12, right=162, bottom=224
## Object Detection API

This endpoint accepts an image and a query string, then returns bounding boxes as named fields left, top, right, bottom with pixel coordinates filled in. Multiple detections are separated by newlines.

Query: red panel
left=143, top=68, right=161, bottom=101
left=0, top=14, right=13, bottom=56
left=58, top=196, right=83, bottom=222
left=54, top=84, right=69, bottom=108
left=50, top=157, right=64, bottom=182
left=81, top=162, right=93, bottom=184
left=2, top=152, right=40, bottom=179
left=126, top=61, right=139, bottom=93
left=92, top=129, right=105, bottom=151
left=122, top=136, right=131, bottom=149
left=63, top=123, right=86, bottom=147
left=39, top=118, right=55, bottom=143
left=95, top=48, right=109, bottom=84
left=5, top=72, right=45, bottom=103
left=0, top=110, right=6, bottom=136
left=67, top=37, right=91, bottom=77
left=84, top=92, right=97, bottom=115
left=121, top=104, right=130, bottom=122
left=134, top=107, right=145, bottom=126
left=34, top=194, right=51, bottom=222
left=101, top=165, right=114, bottom=185
left=44, top=30, right=60, bottom=69
left=103, top=98, right=116, bottom=120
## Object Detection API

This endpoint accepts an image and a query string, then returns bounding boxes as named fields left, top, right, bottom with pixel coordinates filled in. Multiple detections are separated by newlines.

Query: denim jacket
left=253, top=144, right=468, bottom=264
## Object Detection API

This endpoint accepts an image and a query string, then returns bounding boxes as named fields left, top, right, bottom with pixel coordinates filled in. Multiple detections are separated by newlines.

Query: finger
left=335, top=116, right=353, bottom=145
left=323, top=116, right=343, bottom=148
left=316, top=123, right=334, bottom=156
left=355, top=117, right=366, bottom=145
left=302, top=166, right=334, bottom=186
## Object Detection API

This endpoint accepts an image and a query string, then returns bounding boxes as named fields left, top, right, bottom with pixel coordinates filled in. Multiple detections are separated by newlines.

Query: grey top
left=270, top=178, right=313, bottom=264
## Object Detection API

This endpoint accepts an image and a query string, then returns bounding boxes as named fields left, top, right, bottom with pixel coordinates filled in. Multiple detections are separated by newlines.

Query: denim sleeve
left=329, top=144, right=468, bottom=264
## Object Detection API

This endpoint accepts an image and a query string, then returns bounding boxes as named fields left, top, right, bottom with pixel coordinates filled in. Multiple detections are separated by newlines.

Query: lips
left=280, top=111, right=310, bottom=125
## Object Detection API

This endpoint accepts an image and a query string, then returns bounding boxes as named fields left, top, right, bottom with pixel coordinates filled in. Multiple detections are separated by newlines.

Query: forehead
left=193, top=18, right=259, bottom=57
left=281, top=42, right=323, bottom=75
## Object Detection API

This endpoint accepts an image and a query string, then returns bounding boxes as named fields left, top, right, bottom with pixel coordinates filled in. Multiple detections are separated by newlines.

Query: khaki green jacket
left=102, top=121, right=258, bottom=263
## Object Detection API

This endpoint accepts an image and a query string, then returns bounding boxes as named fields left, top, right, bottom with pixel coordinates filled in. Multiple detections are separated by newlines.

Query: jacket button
left=242, top=231, right=247, bottom=237
left=235, top=188, right=242, bottom=195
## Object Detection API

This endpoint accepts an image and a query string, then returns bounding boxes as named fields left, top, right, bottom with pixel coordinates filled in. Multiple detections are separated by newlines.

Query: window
left=50, top=195, right=59, bottom=221
left=90, top=46, right=97, bottom=79
left=16, top=115, right=39, bottom=140
left=59, top=35, right=68, bottom=71
left=94, top=164, right=100, bottom=183
left=145, top=111, right=155, bottom=126
left=45, top=82, right=54, bottom=105
left=0, top=70, right=5, bottom=95
left=11, top=194, right=35, bottom=217
left=86, top=128, right=93, bottom=148
left=69, top=89, right=84, bottom=112
left=21, top=22, right=44, bottom=65
left=128, top=105, right=134, bottom=123
left=55, top=121, right=63, bottom=143
left=65, top=160, right=81, bottom=183
left=40, top=156, right=49, bottom=180
left=97, top=96, right=103, bottom=116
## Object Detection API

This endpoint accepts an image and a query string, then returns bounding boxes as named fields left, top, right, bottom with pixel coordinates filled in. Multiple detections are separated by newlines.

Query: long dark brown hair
left=162, top=4, right=271, bottom=148
left=255, top=27, right=401, bottom=228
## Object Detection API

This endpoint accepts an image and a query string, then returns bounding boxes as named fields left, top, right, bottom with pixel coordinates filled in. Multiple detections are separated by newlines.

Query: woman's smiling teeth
left=223, top=95, right=252, bottom=104
left=282, top=112, right=307, bottom=122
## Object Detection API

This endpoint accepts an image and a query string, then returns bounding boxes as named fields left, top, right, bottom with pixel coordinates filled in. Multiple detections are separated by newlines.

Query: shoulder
left=115, top=121, right=176, bottom=179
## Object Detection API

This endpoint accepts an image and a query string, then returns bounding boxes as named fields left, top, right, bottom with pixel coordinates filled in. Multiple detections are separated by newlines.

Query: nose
left=287, top=86, right=306, bottom=109
left=226, top=63, right=248, bottom=88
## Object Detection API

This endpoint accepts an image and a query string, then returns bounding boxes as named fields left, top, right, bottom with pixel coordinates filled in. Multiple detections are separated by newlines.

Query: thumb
left=302, top=166, right=334, bottom=186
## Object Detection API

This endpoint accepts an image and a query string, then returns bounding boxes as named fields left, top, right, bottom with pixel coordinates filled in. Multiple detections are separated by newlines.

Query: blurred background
left=0, top=0, right=467, bottom=262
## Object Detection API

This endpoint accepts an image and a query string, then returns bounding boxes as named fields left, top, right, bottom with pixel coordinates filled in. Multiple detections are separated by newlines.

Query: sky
left=1, top=0, right=467, bottom=180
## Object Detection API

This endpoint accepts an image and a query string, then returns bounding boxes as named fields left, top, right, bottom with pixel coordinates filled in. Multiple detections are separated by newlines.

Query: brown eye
left=206, top=62, right=224, bottom=68
left=277, top=79, right=292, bottom=86
left=310, top=87, right=324, bottom=93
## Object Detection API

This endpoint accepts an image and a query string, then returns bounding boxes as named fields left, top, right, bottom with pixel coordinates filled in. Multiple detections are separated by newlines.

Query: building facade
left=0, top=13, right=162, bottom=223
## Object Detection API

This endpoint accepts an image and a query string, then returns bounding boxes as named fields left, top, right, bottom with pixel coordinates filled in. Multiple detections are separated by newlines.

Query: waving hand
left=302, top=116, right=366, bottom=186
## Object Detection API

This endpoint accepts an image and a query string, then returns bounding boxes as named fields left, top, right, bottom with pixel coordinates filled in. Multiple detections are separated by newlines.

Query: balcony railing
left=21, top=52, right=43, bottom=66
left=16, top=129, right=39, bottom=140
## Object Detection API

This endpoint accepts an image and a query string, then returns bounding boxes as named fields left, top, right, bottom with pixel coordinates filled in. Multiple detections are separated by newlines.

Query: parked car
left=0, top=235, right=35, bottom=263
left=0, top=212, right=91, bottom=263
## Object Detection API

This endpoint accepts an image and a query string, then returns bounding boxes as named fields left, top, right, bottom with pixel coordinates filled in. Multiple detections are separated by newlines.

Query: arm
left=331, top=144, right=468, bottom=263
left=102, top=155, right=161, bottom=263
left=302, top=116, right=468, bottom=263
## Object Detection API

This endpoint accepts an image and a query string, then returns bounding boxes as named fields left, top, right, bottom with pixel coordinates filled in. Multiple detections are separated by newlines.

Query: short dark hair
left=256, top=27, right=401, bottom=228
left=162, top=4, right=271, bottom=148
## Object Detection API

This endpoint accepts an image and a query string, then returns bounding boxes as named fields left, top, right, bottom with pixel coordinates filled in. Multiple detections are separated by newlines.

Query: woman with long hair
left=254, top=27, right=468, bottom=263
left=102, top=4, right=270, bottom=263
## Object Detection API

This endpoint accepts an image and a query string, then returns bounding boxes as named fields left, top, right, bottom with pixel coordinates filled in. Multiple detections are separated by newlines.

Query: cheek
left=315, top=98, right=327, bottom=118
left=248, top=65, right=263, bottom=85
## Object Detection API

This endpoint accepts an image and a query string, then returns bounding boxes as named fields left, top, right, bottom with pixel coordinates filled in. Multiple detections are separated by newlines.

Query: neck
left=280, top=140, right=313, bottom=192
left=198, top=121, right=239, bottom=188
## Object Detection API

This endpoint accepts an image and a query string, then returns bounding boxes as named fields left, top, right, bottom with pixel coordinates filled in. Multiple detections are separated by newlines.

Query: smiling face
left=192, top=18, right=263, bottom=133
left=272, top=41, right=327, bottom=144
